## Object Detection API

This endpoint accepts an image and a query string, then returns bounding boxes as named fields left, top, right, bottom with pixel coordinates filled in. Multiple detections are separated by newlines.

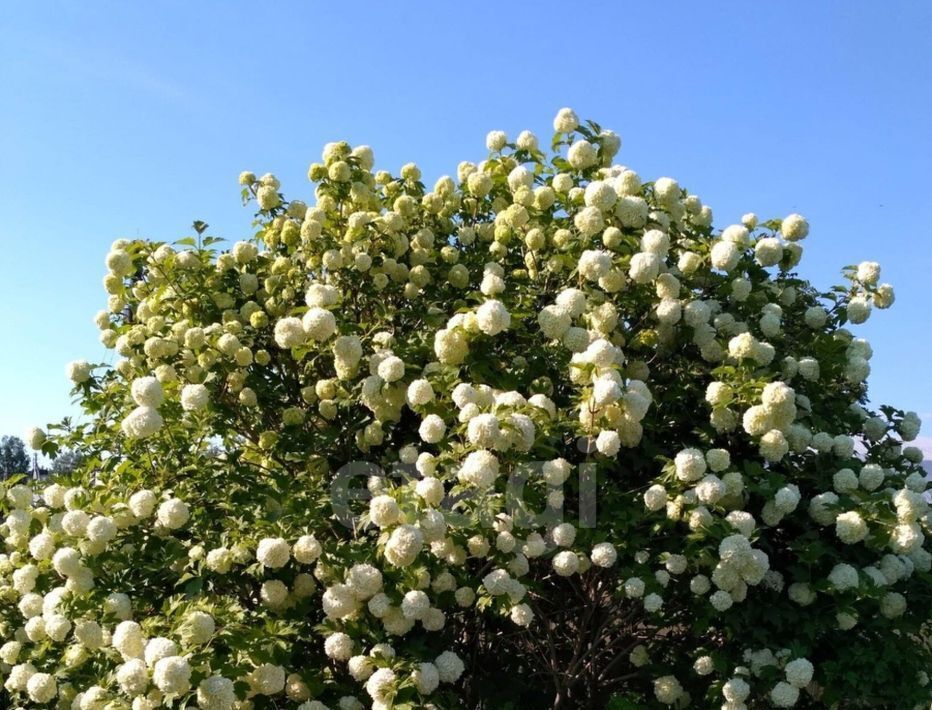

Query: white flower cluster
left=11, top=108, right=929, bottom=709
left=0, top=483, right=202, bottom=706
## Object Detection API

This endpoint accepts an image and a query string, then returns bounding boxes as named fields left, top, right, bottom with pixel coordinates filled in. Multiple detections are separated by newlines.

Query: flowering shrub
left=4, top=108, right=931, bottom=709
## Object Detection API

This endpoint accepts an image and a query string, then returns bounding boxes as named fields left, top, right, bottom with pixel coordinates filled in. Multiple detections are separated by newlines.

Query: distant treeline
left=0, top=435, right=83, bottom=479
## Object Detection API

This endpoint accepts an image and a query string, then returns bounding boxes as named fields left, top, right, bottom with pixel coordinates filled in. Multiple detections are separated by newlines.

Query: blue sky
left=1, top=2, right=930, bottom=455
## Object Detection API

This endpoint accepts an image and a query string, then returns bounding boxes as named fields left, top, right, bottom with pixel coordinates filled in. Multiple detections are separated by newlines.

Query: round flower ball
left=552, top=550, right=579, bottom=576
left=257, top=537, right=290, bottom=568
left=181, top=383, right=209, bottom=411
left=152, top=655, right=192, bottom=695
left=157, top=498, right=190, bottom=529
left=591, top=542, right=617, bottom=567
left=66, top=360, right=93, bottom=384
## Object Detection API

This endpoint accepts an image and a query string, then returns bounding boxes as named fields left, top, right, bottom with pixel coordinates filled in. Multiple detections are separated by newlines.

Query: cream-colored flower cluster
left=6, top=108, right=929, bottom=708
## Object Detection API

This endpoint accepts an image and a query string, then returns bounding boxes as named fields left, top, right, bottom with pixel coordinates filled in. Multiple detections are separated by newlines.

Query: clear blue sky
left=1, top=2, right=930, bottom=456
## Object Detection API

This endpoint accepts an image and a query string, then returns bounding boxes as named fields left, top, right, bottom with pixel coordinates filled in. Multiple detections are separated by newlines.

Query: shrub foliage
left=3, top=109, right=930, bottom=709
